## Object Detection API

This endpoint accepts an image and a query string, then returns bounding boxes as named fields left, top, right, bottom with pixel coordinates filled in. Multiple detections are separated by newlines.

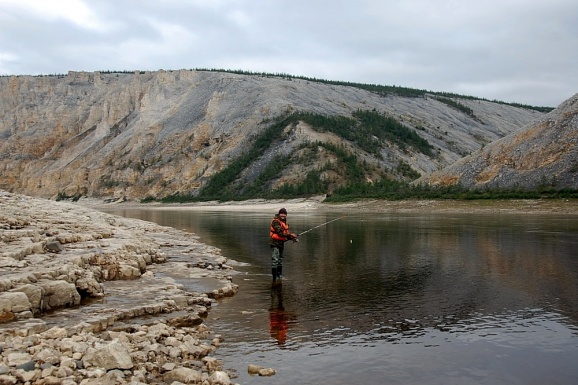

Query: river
left=102, top=206, right=578, bottom=385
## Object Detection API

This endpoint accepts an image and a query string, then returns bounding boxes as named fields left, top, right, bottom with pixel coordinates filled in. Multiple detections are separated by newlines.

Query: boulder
left=0, top=292, right=31, bottom=321
left=11, top=284, right=43, bottom=314
left=83, top=341, right=133, bottom=370
left=37, top=280, right=81, bottom=310
left=45, top=241, right=63, bottom=253
left=163, top=367, right=201, bottom=384
left=208, top=370, right=231, bottom=385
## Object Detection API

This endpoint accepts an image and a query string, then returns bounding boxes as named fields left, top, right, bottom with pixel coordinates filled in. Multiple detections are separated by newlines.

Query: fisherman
left=269, top=208, right=298, bottom=283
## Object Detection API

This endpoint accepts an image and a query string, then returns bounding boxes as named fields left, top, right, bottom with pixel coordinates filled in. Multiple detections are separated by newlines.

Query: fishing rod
left=298, top=216, right=346, bottom=236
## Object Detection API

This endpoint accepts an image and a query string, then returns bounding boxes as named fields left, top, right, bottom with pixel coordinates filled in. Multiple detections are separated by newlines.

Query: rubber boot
left=277, top=266, right=283, bottom=280
left=272, top=268, right=278, bottom=282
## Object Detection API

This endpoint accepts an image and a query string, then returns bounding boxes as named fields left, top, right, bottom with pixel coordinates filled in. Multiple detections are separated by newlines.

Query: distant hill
left=417, top=93, right=578, bottom=190
left=0, top=70, right=546, bottom=201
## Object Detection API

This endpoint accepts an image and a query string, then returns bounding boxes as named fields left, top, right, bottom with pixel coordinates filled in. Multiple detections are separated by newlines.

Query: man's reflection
left=269, top=285, right=294, bottom=345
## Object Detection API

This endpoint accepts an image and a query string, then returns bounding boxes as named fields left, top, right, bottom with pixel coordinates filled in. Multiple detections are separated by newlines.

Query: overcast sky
left=1, top=0, right=576, bottom=107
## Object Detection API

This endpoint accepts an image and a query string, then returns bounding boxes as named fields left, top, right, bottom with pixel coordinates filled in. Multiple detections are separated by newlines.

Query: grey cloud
left=0, top=0, right=576, bottom=106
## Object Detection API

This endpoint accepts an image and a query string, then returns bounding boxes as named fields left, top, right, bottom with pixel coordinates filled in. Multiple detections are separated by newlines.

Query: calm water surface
left=103, top=208, right=578, bottom=385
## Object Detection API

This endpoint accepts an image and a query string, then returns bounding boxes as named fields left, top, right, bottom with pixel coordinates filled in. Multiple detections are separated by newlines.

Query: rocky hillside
left=417, top=93, right=578, bottom=190
left=0, top=70, right=543, bottom=200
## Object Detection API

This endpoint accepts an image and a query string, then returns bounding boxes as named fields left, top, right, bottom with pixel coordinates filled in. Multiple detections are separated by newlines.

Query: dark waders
left=271, top=246, right=283, bottom=283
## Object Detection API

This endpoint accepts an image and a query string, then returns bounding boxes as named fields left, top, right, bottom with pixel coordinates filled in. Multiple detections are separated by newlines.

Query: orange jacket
left=270, top=216, right=291, bottom=241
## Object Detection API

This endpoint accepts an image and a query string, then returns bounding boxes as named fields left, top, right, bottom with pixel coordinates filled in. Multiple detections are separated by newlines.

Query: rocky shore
left=0, top=191, right=240, bottom=385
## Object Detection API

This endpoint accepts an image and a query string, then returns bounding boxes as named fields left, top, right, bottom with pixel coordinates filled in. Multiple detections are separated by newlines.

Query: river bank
left=0, top=191, right=241, bottom=384
left=81, top=196, right=578, bottom=215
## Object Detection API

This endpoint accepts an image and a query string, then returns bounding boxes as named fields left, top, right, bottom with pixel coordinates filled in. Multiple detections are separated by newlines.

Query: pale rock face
left=418, top=93, right=578, bottom=189
left=0, top=70, right=543, bottom=199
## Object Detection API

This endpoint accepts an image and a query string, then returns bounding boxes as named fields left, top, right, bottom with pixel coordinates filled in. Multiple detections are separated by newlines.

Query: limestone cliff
left=417, top=94, right=578, bottom=190
left=0, top=70, right=543, bottom=199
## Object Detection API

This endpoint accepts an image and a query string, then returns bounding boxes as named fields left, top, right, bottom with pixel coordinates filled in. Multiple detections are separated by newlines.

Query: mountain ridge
left=0, top=70, right=548, bottom=200
left=416, top=93, right=578, bottom=190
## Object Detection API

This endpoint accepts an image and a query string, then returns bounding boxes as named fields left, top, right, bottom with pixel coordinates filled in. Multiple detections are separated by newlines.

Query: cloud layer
left=1, top=0, right=576, bottom=107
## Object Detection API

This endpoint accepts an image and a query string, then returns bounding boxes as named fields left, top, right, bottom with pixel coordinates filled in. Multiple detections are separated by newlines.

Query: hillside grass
left=325, top=183, right=578, bottom=202
left=160, top=110, right=420, bottom=202
left=150, top=108, right=576, bottom=204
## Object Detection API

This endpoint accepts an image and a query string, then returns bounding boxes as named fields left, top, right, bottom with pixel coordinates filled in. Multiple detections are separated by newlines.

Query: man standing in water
left=270, top=208, right=298, bottom=283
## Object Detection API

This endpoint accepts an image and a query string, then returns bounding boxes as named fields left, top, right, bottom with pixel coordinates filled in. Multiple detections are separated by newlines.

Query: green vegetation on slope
left=434, top=97, right=481, bottom=122
left=151, top=108, right=576, bottom=204
left=159, top=110, right=431, bottom=202
left=325, top=184, right=578, bottom=202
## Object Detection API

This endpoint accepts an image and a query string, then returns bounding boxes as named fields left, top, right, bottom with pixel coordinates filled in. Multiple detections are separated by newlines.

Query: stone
left=202, top=357, right=221, bottom=373
left=248, top=364, right=276, bottom=376
left=7, top=352, right=32, bottom=367
left=247, top=364, right=263, bottom=375
left=163, top=367, right=201, bottom=384
left=167, top=314, right=203, bottom=328
left=0, top=191, right=244, bottom=385
left=43, top=376, right=62, bottom=385
left=42, top=326, right=68, bottom=339
left=14, top=368, right=39, bottom=383
left=37, top=280, right=81, bottom=310
left=258, top=367, right=276, bottom=376
left=161, top=362, right=176, bottom=372
left=0, top=292, right=31, bottom=316
left=45, top=241, right=63, bottom=253
left=15, top=360, right=36, bottom=372
left=208, top=370, right=231, bottom=385
left=0, top=375, right=17, bottom=385
left=83, top=341, right=133, bottom=370
left=36, top=348, right=61, bottom=365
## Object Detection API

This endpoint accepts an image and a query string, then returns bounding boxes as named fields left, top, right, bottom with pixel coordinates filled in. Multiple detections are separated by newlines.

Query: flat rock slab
left=0, top=190, right=239, bottom=334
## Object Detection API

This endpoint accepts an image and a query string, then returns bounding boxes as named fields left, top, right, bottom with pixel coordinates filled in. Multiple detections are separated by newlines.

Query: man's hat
left=278, top=208, right=287, bottom=215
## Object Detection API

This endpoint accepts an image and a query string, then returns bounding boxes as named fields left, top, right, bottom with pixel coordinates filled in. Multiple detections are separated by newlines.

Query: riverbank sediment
left=80, top=196, right=578, bottom=215
left=0, top=191, right=239, bottom=384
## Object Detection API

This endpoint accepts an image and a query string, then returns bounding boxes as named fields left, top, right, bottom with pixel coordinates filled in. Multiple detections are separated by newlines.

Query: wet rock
left=248, top=364, right=276, bottom=376
left=202, top=357, right=222, bottom=373
left=208, top=370, right=231, bottom=385
left=258, top=367, right=276, bottom=376
left=247, top=364, right=262, bottom=374
left=167, top=314, right=203, bottom=328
